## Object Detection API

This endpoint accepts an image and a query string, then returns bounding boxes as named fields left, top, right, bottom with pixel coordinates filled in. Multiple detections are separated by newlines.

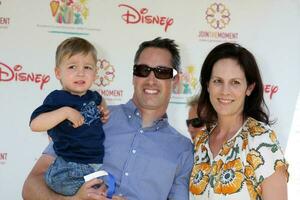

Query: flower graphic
left=213, top=158, right=244, bottom=195
left=206, top=3, right=230, bottom=30
left=190, top=162, right=211, bottom=195
left=94, top=59, right=115, bottom=87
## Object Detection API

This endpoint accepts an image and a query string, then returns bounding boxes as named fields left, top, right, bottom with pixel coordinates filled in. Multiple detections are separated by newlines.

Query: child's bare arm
left=30, top=107, right=84, bottom=132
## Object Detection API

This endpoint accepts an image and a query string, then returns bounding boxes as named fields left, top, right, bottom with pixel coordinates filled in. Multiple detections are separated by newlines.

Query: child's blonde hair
left=55, top=37, right=97, bottom=67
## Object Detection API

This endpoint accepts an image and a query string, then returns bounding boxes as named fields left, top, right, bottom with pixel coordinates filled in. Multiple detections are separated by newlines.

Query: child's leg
left=44, top=156, right=94, bottom=196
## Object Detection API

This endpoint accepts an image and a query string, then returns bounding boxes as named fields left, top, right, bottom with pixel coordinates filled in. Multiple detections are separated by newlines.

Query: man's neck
left=139, top=108, right=165, bottom=128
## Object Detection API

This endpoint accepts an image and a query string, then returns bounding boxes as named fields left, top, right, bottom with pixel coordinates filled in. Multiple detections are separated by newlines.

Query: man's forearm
left=22, top=155, right=72, bottom=200
left=22, top=172, right=72, bottom=200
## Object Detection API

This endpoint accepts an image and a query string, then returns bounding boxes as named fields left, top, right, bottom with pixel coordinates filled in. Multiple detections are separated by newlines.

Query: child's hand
left=98, top=98, right=110, bottom=123
left=65, top=107, right=84, bottom=128
left=99, top=106, right=110, bottom=123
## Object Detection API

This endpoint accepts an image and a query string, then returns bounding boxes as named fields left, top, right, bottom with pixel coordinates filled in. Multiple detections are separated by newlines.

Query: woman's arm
left=261, top=167, right=288, bottom=200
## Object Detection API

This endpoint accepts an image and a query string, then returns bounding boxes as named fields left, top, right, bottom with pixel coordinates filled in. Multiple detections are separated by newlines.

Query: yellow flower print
left=245, top=179, right=261, bottom=200
left=247, top=149, right=264, bottom=170
left=248, top=118, right=266, bottom=137
left=244, top=165, right=254, bottom=178
left=214, top=158, right=244, bottom=195
left=211, top=159, right=224, bottom=176
left=240, top=130, right=248, bottom=150
left=274, top=159, right=289, bottom=181
left=244, top=165, right=262, bottom=200
left=190, top=163, right=211, bottom=195
left=274, top=159, right=286, bottom=170
left=220, top=139, right=235, bottom=156
left=269, top=130, right=277, bottom=143
left=201, top=145, right=208, bottom=155
left=194, top=132, right=208, bottom=152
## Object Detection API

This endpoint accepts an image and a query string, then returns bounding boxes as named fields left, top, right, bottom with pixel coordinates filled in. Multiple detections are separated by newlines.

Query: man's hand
left=111, top=195, right=127, bottom=200
left=75, top=179, right=107, bottom=200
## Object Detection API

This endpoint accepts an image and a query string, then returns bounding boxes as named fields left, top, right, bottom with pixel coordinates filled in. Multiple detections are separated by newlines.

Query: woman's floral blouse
left=189, top=117, right=288, bottom=200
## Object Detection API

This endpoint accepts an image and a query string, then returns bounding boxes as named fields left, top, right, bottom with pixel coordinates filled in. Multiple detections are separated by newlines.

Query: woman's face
left=207, top=58, right=254, bottom=119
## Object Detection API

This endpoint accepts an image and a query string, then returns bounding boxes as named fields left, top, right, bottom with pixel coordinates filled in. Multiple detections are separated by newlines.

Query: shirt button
left=125, top=172, right=129, bottom=176
left=132, top=149, right=136, bottom=154
left=139, top=130, right=143, bottom=133
left=136, top=112, right=140, bottom=116
left=128, top=115, right=132, bottom=118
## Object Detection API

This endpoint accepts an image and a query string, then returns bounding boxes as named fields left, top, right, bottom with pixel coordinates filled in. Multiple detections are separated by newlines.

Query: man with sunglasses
left=23, top=37, right=194, bottom=200
left=186, top=95, right=206, bottom=140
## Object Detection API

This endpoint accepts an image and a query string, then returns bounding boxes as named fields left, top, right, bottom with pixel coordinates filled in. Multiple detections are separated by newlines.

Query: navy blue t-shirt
left=30, top=90, right=105, bottom=164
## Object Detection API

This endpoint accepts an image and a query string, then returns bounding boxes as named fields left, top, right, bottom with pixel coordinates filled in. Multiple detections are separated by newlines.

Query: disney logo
left=118, top=4, right=174, bottom=32
left=0, top=62, right=50, bottom=90
left=264, top=84, right=279, bottom=100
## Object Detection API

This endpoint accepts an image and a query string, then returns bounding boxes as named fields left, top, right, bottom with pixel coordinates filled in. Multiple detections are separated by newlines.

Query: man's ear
left=132, top=75, right=136, bottom=86
left=172, top=72, right=180, bottom=82
left=246, top=83, right=256, bottom=96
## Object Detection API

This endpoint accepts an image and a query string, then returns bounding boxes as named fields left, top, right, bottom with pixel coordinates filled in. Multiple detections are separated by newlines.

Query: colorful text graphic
left=50, top=0, right=89, bottom=24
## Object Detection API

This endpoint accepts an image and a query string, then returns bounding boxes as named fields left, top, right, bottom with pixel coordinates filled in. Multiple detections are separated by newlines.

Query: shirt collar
left=124, top=99, right=169, bottom=131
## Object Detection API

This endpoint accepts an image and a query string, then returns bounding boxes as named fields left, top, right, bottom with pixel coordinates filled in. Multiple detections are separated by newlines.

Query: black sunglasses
left=133, top=64, right=177, bottom=80
left=186, top=118, right=205, bottom=128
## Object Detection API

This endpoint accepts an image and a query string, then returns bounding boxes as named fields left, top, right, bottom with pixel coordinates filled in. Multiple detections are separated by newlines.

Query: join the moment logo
left=206, top=3, right=230, bottom=30
left=50, top=0, right=89, bottom=24
left=0, top=0, right=11, bottom=28
left=198, top=3, right=238, bottom=42
left=94, top=59, right=124, bottom=103
left=95, top=59, right=115, bottom=87
left=0, top=152, right=8, bottom=165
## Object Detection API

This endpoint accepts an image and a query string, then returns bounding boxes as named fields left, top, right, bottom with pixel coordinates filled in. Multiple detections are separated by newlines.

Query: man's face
left=132, top=47, right=173, bottom=115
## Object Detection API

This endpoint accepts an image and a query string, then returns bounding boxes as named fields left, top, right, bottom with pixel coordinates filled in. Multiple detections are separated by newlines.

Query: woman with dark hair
left=189, top=43, right=288, bottom=200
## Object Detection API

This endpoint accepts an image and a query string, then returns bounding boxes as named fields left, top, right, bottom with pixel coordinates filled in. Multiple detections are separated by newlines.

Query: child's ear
left=54, top=67, right=61, bottom=80
left=94, top=66, right=99, bottom=81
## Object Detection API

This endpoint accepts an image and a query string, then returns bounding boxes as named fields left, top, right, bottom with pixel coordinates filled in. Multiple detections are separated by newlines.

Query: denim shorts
left=45, top=156, right=102, bottom=196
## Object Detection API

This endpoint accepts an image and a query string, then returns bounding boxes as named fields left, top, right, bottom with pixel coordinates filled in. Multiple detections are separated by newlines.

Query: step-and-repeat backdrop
left=1, top=0, right=300, bottom=199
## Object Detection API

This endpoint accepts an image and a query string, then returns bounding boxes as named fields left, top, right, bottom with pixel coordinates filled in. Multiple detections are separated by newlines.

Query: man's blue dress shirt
left=44, top=100, right=194, bottom=200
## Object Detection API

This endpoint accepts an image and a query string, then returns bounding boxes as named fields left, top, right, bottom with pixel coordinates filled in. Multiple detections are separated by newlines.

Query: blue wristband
left=102, top=172, right=116, bottom=198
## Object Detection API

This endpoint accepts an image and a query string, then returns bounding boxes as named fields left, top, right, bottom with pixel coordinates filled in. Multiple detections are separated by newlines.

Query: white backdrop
left=1, top=0, right=300, bottom=199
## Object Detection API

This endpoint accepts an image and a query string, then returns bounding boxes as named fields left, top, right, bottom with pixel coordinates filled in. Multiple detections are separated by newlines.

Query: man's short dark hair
left=134, top=37, right=181, bottom=72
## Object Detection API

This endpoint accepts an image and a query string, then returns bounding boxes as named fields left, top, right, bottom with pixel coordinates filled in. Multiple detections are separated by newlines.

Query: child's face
left=55, top=52, right=97, bottom=96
